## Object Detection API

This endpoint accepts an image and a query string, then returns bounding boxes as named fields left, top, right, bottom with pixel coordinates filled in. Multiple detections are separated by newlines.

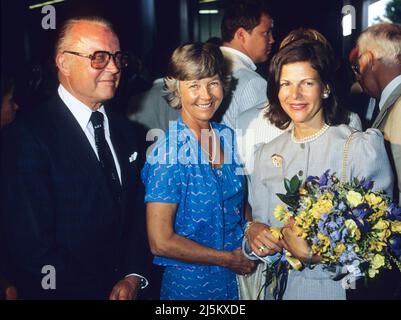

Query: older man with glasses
left=0, top=16, right=149, bottom=299
left=349, top=22, right=401, bottom=300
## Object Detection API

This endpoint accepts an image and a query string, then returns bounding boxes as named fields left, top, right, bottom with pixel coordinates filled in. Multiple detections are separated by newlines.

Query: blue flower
left=320, top=213, right=329, bottom=221
left=318, top=220, right=328, bottom=235
left=354, top=218, right=371, bottom=233
left=388, top=203, right=401, bottom=221
left=338, top=201, right=348, bottom=212
left=335, top=216, right=344, bottom=225
left=360, top=178, right=374, bottom=191
left=352, top=203, right=372, bottom=219
left=329, top=230, right=340, bottom=242
left=305, top=175, right=317, bottom=184
left=319, top=170, right=330, bottom=187
left=327, top=220, right=339, bottom=230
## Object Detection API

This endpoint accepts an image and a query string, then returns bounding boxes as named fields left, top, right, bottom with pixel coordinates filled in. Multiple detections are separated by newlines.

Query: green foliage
left=276, top=175, right=302, bottom=211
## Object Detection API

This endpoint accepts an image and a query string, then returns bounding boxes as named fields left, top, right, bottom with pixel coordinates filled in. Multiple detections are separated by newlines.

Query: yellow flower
left=369, top=240, right=387, bottom=252
left=372, top=219, right=390, bottom=231
left=299, top=187, right=307, bottom=195
left=391, top=221, right=401, bottom=233
left=372, top=254, right=385, bottom=269
left=273, top=204, right=290, bottom=223
left=334, top=243, right=346, bottom=255
left=368, top=267, right=380, bottom=278
left=368, top=210, right=385, bottom=222
left=344, top=219, right=361, bottom=240
left=310, top=199, right=333, bottom=221
left=317, top=232, right=330, bottom=253
left=301, top=196, right=313, bottom=209
left=365, top=193, right=383, bottom=207
left=270, top=227, right=282, bottom=239
left=346, top=191, right=363, bottom=208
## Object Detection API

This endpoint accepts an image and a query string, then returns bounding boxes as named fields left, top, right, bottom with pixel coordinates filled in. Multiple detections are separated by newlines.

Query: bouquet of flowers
left=272, top=170, right=401, bottom=284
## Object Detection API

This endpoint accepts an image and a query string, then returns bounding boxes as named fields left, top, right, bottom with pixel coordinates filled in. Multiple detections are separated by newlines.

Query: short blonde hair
left=163, top=42, right=231, bottom=109
left=357, top=23, right=401, bottom=66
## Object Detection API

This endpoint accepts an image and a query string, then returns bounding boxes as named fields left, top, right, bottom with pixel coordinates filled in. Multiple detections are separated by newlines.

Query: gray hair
left=163, top=42, right=231, bottom=109
left=357, top=23, right=401, bottom=66
left=55, top=16, right=115, bottom=56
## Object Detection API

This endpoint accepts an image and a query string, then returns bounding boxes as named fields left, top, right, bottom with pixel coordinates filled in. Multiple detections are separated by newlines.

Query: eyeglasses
left=63, top=50, right=130, bottom=70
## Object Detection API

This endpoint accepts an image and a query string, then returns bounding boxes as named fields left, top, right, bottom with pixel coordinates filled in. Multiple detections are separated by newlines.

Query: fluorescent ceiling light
left=199, top=9, right=219, bottom=14
left=29, top=0, right=66, bottom=9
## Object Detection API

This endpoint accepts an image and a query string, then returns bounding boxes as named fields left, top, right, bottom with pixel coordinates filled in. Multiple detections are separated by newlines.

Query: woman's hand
left=281, top=218, right=320, bottom=264
left=226, top=248, right=256, bottom=275
left=247, top=222, right=283, bottom=257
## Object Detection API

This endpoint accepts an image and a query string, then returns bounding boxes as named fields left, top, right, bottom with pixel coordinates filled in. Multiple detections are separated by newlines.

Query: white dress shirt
left=58, top=84, right=122, bottom=183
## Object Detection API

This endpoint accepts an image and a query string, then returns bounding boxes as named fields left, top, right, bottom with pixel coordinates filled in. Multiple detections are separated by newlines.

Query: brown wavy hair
left=265, top=39, right=348, bottom=129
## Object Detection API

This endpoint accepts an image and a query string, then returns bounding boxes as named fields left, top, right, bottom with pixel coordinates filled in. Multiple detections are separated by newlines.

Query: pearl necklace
left=291, top=124, right=330, bottom=144
left=201, top=124, right=218, bottom=163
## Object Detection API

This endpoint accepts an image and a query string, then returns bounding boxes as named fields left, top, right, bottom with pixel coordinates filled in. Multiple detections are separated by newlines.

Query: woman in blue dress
left=141, top=42, right=255, bottom=300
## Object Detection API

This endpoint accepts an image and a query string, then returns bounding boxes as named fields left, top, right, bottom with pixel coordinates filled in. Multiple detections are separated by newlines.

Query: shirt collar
left=379, top=74, right=401, bottom=110
left=220, top=46, right=257, bottom=71
left=58, top=84, right=107, bottom=131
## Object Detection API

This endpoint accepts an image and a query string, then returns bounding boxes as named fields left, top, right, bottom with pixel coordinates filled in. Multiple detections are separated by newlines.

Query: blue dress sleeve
left=141, top=161, right=182, bottom=203
left=348, top=128, right=394, bottom=197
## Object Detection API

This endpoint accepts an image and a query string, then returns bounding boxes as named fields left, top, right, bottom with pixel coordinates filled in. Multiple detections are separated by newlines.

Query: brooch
left=271, top=154, right=283, bottom=168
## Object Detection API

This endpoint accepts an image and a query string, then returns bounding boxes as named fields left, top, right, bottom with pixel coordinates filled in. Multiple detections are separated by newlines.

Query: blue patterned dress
left=141, top=116, right=246, bottom=300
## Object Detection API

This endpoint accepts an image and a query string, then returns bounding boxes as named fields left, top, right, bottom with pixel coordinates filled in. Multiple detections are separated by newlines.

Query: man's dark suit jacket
left=0, top=94, right=149, bottom=299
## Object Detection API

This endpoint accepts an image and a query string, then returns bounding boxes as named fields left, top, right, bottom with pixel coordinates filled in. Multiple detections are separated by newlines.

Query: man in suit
left=352, top=23, right=401, bottom=206
left=218, top=1, right=274, bottom=129
left=350, top=22, right=401, bottom=300
left=0, top=17, right=149, bottom=299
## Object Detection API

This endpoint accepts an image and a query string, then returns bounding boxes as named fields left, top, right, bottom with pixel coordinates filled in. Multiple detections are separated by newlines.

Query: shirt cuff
left=125, top=273, right=149, bottom=289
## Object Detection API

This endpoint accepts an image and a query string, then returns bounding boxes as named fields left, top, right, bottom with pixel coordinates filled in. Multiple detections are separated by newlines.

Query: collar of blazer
left=372, top=82, right=401, bottom=129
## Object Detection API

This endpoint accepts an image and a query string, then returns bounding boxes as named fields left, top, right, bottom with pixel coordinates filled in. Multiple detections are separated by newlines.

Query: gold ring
left=258, top=245, right=266, bottom=252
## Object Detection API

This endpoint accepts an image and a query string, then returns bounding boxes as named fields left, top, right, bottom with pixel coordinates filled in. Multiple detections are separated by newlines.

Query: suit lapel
left=373, top=82, right=401, bottom=129
left=106, top=106, right=140, bottom=237
left=48, top=95, right=105, bottom=182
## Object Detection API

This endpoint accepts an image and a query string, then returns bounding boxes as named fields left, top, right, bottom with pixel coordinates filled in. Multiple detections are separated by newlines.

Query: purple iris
left=305, top=175, right=317, bottom=184
left=354, top=218, right=371, bottom=233
left=352, top=203, right=372, bottom=219
left=388, top=203, right=401, bottom=221
left=360, top=178, right=374, bottom=191
left=389, top=235, right=401, bottom=257
left=319, top=170, right=330, bottom=187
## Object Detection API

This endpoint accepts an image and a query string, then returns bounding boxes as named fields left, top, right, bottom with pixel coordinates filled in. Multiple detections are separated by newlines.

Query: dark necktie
left=90, top=111, right=122, bottom=206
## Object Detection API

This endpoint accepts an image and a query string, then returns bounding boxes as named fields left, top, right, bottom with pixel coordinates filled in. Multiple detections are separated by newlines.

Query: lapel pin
left=271, top=154, right=283, bottom=168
